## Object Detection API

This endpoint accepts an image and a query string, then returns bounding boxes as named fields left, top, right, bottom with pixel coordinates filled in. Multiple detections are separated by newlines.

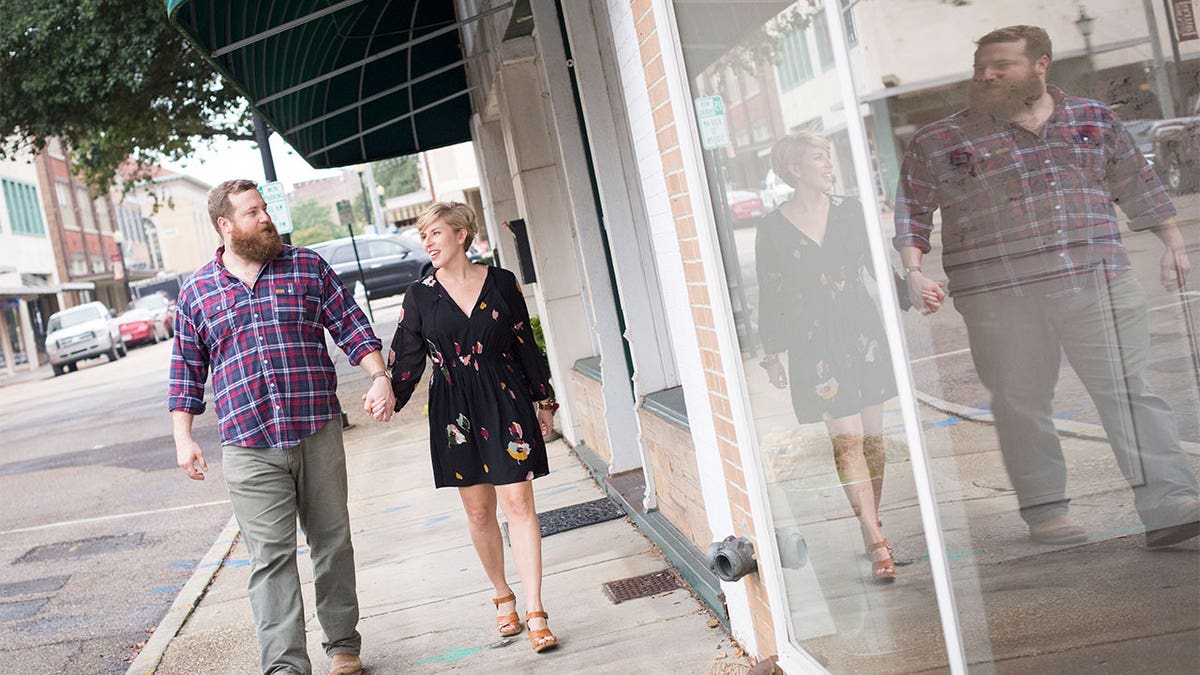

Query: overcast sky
left=164, top=132, right=342, bottom=192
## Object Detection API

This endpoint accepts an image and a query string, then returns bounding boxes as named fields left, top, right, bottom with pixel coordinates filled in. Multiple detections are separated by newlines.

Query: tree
left=373, top=156, right=422, bottom=198
left=288, top=199, right=344, bottom=247
left=0, top=0, right=252, bottom=193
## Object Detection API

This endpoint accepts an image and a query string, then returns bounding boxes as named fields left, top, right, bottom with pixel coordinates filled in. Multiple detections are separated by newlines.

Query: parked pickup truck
left=1148, top=96, right=1200, bottom=195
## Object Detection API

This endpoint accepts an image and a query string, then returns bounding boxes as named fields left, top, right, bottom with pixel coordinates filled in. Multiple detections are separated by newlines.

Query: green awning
left=166, top=1, right=510, bottom=168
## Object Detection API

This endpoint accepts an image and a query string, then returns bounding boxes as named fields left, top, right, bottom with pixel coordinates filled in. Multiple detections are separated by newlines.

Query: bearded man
left=894, top=26, right=1198, bottom=548
left=168, top=179, right=395, bottom=674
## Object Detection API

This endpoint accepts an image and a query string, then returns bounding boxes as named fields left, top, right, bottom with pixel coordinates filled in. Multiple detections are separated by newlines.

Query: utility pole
left=253, top=112, right=290, bottom=244
left=1143, top=0, right=1177, bottom=117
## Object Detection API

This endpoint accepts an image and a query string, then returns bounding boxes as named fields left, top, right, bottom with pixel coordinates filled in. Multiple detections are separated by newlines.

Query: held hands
left=361, top=377, right=396, bottom=422
left=907, top=272, right=947, bottom=315
left=176, top=436, right=208, bottom=480
left=1162, top=246, right=1191, bottom=292
left=761, top=357, right=788, bottom=389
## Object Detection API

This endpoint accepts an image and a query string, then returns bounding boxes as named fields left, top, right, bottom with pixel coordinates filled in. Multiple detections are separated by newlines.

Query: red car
left=727, top=188, right=764, bottom=222
left=118, top=309, right=170, bottom=347
left=128, top=293, right=176, bottom=336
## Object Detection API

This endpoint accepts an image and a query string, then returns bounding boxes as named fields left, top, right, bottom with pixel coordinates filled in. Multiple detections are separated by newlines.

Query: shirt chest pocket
left=272, top=284, right=320, bottom=324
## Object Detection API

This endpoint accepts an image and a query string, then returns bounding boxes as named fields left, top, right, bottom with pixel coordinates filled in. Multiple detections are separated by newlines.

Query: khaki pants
left=956, top=271, right=1199, bottom=530
left=223, top=418, right=360, bottom=674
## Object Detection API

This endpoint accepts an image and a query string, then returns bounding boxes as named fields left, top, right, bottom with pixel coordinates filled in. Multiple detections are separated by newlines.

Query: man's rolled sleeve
left=167, top=306, right=209, bottom=414
left=318, top=258, right=382, bottom=365
left=1107, top=116, right=1177, bottom=231
left=894, top=144, right=938, bottom=253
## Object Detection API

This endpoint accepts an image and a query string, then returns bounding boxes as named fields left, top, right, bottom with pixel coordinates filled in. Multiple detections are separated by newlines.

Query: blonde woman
left=756, top=133, right=903, bottom=582
left=387, top=201, right=559, bottom=651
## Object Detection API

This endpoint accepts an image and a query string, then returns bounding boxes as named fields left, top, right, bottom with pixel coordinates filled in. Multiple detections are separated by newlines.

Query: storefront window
left=675, top=0, right=1199, bottom=671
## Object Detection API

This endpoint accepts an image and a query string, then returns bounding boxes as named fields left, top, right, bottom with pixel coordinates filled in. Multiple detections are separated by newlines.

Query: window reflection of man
left=894, top=25, right=1198, bottom=548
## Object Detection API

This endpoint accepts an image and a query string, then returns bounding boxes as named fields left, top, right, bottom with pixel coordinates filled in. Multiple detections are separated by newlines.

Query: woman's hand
left=1162, top=245, right=1191, bottom=292
left=537, top=407, right=555, bottom=437
left=907, top=271, right=946, bottom=315
left=761, top=356, right=788, bottom=389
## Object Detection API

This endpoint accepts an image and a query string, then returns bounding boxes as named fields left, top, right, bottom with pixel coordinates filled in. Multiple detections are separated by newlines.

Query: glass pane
left=860, top=2, right=1199, bottom=671
left=672, top=1, right=947, bottom=670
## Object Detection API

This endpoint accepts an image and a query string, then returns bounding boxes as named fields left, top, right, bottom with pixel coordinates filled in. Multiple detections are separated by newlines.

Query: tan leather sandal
left=492, top=593, right=522, bottom=637
left=867, top=539, right=896, bottom=583
left=526, top=610, right=558, bottom=653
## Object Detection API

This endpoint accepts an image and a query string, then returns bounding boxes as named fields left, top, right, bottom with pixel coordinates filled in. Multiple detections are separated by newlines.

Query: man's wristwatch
left=901, top=265, right=923, bottom=280
left=370, top=370, right=391, bottom=382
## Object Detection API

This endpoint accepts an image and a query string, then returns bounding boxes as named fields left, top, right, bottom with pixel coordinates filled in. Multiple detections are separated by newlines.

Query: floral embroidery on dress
left=480, top=427, right=489, bottom=440
left=456, top=413, right=471, bottom=431
left=509, top=421, right=523, bottom=438
left=507, top=440, right=531, bottom=461
left=492, top=309, right=499, bottom=320
left=446, top=424, right=467, bottom=445
left=421, top=275, right=437, bottom=287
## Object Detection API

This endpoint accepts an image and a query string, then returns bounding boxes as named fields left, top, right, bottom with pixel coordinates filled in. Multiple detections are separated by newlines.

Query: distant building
left=130, top=170, right=216, bottom=275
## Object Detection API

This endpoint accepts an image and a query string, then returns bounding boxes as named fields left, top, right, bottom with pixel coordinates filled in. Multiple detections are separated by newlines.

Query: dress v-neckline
left=435, top=265, right=491, bottom=319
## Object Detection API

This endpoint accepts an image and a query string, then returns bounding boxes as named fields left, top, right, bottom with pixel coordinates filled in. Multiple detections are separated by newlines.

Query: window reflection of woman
left=755, top=132, right=899, bottom=582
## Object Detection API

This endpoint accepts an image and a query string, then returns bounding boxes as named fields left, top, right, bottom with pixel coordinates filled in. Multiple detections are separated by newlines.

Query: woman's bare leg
left=861, top=403, right=887, bottom=524
left=496, top=481, right=553, bottom=645
left=827, top=414, right=889, bottom=570
left=458, top=484, right=516, bottom=628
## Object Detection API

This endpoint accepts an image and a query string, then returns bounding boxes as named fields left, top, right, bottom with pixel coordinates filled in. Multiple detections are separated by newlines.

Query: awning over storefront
left=0, top=274, right=90, bottom=298
left=165, top=1, right=510, bottom=168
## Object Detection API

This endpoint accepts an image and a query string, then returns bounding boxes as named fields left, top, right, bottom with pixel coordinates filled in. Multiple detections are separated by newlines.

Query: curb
left=127, top=515, right=242, bottom=675
left=915, top=390, right=1200, bottom=455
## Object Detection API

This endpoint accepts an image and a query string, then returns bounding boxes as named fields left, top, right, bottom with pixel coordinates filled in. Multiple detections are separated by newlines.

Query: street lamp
left=1074, top=6, right=1096, bottom=98
left=111, top=229, right=132, bottom=307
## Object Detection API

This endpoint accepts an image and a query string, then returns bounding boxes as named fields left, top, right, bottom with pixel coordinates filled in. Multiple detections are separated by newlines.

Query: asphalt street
left=0, top=340, right=231, bottom=673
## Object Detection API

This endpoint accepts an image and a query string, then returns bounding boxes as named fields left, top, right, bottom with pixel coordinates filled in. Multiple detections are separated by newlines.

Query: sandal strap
left=866, top=539, right=891, bottom=552
left=526, top=610, right=549, bottom=620
left=492, top=593, right=516, bottom=606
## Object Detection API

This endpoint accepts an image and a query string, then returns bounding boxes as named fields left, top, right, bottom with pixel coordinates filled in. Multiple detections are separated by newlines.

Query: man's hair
left=976, top=25, right=1052, bottom=63
left=771, top=131, right=832, bottom=189
left=207, top=179, right=260, bottom=234
left=416, top=201, right=477, bottom=251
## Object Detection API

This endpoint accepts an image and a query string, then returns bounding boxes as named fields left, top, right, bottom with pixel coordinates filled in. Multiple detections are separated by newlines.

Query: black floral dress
left=389, top=265, right=553, bottom=487
left=756, top=197, right=896, bottom=423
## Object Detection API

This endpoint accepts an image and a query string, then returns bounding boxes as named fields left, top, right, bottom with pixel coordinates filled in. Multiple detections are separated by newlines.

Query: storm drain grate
left=601, top=568, right=683, bottom=604
left=15, top=533, right=144, bottom=564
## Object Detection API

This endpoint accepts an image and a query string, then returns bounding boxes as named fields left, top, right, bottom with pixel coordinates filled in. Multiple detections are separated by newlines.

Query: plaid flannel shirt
left=168, top=245, right=381, bottom=448
left=894, top=86, right=1175, bottom=297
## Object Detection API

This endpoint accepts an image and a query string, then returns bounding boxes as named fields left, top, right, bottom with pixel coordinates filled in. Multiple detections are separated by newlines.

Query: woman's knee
left=463, top=504, right=497, bottom=528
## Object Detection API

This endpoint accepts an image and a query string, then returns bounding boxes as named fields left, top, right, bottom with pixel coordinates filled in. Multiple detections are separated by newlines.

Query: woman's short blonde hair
left=416, top=201, right=477, bottom=252
left=771, top=132, right=832, bottom=189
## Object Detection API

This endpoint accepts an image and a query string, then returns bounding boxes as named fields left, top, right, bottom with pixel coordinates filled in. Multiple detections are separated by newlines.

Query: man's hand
left=907, top=272, right=947, bottom=315
left=1162, top=245, right=1191, bottom=292
left=176, top=436, right=208, bottom=480
left=362, top=377, right=395, bottom=422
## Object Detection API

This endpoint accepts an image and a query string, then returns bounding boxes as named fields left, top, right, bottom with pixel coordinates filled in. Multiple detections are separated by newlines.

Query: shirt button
left=1043, top=159, right=1051, bottom=164
left=1049, top=181, right=1056, bottom=186
left=1055, top=204, right=1062, bottom=210
left=1057, top=228, right=1064, bottom=233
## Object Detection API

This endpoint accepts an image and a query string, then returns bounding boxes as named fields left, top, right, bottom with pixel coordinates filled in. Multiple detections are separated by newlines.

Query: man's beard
left=969, top=70, right=1045, bottom=117
left=229, top=223, right=284, bottom=263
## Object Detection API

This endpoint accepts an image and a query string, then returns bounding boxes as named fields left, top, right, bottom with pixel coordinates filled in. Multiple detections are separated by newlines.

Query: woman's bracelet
left=535, top=398, right=559, bottom=412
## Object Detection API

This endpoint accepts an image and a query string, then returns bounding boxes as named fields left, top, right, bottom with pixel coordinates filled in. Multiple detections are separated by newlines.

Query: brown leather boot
left=329, top=652, right=362, bottom=675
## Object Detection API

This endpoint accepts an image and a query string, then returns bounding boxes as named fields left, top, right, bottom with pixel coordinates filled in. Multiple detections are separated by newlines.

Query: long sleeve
left=755, top=221, right=788, bottom=355
left=1104, top=112, right=1176, bottom=231
left=167, top=293, right=209, bottom=415
left=388, top=286, right=428, bottom=411
left=499, top=269, right=554, bottom=402
left=893, top=139, right=938, bottom=254
left=317, top=255, right=382, bottom=364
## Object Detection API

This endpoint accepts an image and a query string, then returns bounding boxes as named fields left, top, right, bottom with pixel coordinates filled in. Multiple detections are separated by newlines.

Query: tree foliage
left=0, top=0, right=252, bottom=193
left=373, top=156, right=422, bottom=198
left=289, top=198, right=345, bottom=247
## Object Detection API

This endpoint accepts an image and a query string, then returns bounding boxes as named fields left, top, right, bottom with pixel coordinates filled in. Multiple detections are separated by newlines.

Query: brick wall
left=638, top=409, right=712, bottom=549
left=630, top=0, right=778, bottom=658
left=568, top=370, right=613, bottom=466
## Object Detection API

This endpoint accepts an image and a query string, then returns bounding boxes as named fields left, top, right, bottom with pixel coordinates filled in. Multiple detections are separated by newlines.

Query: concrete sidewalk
left=132, top=299, right=752, bottom=674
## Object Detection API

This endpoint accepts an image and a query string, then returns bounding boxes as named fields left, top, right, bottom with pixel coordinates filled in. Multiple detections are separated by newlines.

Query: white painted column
left=470, top=114, right=522, bottom=273
left=18, top=298, right=38, bottom=370
left=0, top=304, right=15, bottom=376
left=494, top=38, right=591, bottom=446
left=528, top=0, right=643, bottom=474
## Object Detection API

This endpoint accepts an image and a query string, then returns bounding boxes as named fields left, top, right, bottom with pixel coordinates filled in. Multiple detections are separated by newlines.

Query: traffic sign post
left=257, top=181, right=294, bottom=235
left=694, top=95, right=729, bottom=151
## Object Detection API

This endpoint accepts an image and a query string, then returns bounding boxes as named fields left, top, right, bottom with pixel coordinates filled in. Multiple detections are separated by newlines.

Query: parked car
left=45, top=301, right=125, bottom=375
left=758, top=169, right=794, bottom=212
left=1147, top=96, right=1200, bottom=194
left=726, top=187, right=765, bottom=223
left=309, top=234, right=433, bottom=301
left=128, top=292, right=176, bottom=336
left=118, top=309, right=170, bottom=348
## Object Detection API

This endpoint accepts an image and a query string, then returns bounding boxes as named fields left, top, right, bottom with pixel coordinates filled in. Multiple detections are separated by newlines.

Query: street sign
left=1173, top=0, right=1198, bottom=42
left=694, top=95, right=729, bottom=150
left=257, top=181, right=294, bottom=235
left=111, top=254, right=125, bottom=281
left=336, top=199, right=354, bottom=227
